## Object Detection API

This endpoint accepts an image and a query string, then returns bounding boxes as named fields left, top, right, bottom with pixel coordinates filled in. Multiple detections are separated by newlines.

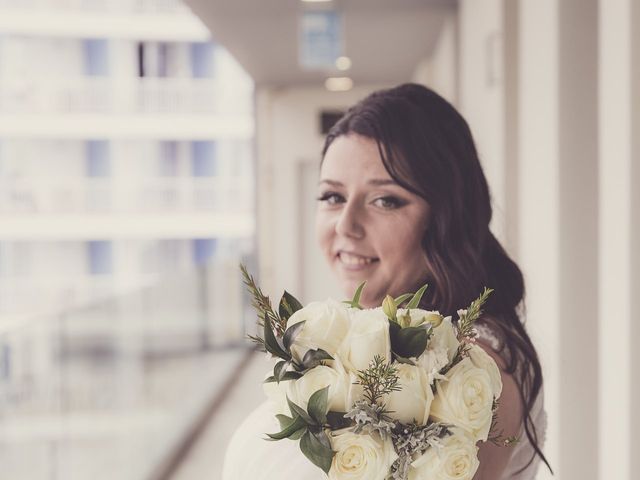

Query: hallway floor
left=170, top=349, right=270, bottom=480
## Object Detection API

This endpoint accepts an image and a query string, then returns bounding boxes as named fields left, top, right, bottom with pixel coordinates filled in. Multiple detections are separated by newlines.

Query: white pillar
left=517, top=1, right=561, bottom=477
left=519, top=0, right=600, bottom=477
left=598, top=0, right=638, bottom=478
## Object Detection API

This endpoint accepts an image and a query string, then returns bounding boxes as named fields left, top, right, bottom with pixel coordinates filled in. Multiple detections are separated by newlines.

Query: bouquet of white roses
left=242, top=266, right=515, bottom=480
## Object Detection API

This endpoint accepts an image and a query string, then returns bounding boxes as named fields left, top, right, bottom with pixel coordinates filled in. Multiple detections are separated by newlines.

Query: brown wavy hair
left=322, top=83, right=552, bottom=474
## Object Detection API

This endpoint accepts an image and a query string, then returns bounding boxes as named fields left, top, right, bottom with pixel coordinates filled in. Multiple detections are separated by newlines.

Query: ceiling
left=182, top=0, right=457, bottom=87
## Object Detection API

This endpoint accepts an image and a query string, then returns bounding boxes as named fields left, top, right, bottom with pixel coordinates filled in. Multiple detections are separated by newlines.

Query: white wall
left=412, top=11, right=459, bottom=107
left=458, top=0, right=508, bottom=248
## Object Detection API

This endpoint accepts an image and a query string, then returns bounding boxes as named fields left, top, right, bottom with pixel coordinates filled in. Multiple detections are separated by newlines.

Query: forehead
left=321, top=134, right=392, bottom=181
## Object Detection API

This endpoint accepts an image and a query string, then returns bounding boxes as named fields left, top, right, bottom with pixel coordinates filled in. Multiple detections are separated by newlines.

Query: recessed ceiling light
left=335, top=56, right=352, bottom=71
left=300, top=0, right=333, bottom=3
left=325, top=77, right=353, bottom=92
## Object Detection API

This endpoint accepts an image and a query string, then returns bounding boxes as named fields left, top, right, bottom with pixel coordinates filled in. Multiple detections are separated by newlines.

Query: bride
left=223, top=83, right=551, bottom=479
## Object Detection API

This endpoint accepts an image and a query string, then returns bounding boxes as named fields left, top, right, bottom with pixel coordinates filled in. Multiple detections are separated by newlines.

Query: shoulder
left=471, top=325, right=524, bottom=479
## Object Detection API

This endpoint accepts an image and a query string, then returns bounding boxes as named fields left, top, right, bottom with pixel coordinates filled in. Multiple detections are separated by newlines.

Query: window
left=83, top=39, right=109, bottom=76
left=190, top=141, right=217, bottom=177
left=192, top=238, right=217, bottom=265
left=87, top=240, right=113, bottom=275
left=86, top=140, right=110, bottom=177
left=158, top=141, right=179, bottom=176
left=190, top=42, right=215, bottom=78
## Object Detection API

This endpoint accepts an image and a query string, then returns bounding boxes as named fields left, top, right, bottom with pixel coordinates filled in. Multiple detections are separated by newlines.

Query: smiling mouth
left=337, top=251, right=380, bottom=267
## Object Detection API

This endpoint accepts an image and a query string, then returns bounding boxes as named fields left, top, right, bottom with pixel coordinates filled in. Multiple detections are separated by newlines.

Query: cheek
left=315, top=211, right=333, bottom=255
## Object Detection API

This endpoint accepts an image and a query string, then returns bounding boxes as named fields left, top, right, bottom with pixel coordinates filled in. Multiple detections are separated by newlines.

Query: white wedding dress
left=222, top=327, right=547, bottom=480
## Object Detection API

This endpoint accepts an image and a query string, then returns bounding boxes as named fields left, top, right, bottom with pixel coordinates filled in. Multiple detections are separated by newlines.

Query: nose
left=335, top=200, right=365, bottom=239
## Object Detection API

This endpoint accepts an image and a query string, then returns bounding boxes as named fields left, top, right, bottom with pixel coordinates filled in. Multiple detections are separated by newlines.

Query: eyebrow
left=318, top=179, right=398, bottom=187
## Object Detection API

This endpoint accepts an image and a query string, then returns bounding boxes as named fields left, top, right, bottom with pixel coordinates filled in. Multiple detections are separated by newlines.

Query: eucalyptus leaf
left=276, top=414, right=295, bottom=430
left=264, top=316, right=290, bottom=360
left=302, top=348, right=333, bottom=370
left=279, top=290, right=304, bottom=320
left=266, top=415, right=307, bottom=440
left=274, top=360, right=291, bottom=383
left=393, top=293, right=413, bottom=306
left=300, top=430, right=334, bottom=474
left=307, top=386, right=329, bottom=425
left=264, top=371, right=303, bottom=383
left=326, top=411, right=351, bottom=429
left=406, top=283, right=429, bottom=309
left=283, top=320, right=306, bottom=351
left=287, top=396, right=315, bottom=424
left=289, top=427, right=306, bottom=441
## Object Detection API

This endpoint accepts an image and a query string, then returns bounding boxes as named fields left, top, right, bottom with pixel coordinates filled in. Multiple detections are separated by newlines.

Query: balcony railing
left=0, top=258, right=254, bottom=480
left=0, top=177, right=254, bottom=215
left=0, top=77, right=253, bottom=116
left=0, top=0, right=190, bottom=15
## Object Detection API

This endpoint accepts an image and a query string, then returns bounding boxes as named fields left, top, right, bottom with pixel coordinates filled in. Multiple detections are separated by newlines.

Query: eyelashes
left=316, top=192, right=344, bottom=205
left=316, top=191, right=407, bottom=210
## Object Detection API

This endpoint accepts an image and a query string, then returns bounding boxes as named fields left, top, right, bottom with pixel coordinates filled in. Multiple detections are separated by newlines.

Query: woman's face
left=315, top=134, right=431, bottom=308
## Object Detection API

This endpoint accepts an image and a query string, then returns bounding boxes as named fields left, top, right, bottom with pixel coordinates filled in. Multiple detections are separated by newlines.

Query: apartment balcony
left=0, top=77, right=254, bottom=138
left=0, top=177, right=253, bottom=215
left=0, top=0, right=208, bottom=41
left=0, top=0, right=190, bottom=15
left=0, top=77, right=252, bottom=116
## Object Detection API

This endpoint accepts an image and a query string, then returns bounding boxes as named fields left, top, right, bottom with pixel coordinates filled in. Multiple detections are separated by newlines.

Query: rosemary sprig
left=240, top=264, right=287, bottom=337
left=355, top=355, right=401, bottom=405
left=456, top=287, right=493, bottom=340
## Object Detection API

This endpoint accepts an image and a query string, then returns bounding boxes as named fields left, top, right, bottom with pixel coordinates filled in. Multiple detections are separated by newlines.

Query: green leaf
left=287, top=396, right=314, bottom=424
left=264, top=371, right=302, bottom=383
left=274, top=360, right=291, bottom=383
left=392, top=351, right=417, bottom=365
left=300, top=430, right=334, bottom=474
left=266, top=415, right=307, bottom=440
left=283, top=320, right=306, bottom=351
left=394, top=326, right=428, bottom=358
left=264, top=315, right=290, bottom=360
left=326, top=411, right=351, bottom=429
left=345, top=281, right=366, bottom=309
left=275, top=414, right=295, bottom=430
left=289, top=427, right=306, bottom=440
left=302, top=348, right=333, bottom=370
left=307, top=386, right=329, bottom=425
left=406, top=283, right=429, bottom=309
left=393, top=293, right=413, bottom=306
left=279, top=290, right=304, bottom=320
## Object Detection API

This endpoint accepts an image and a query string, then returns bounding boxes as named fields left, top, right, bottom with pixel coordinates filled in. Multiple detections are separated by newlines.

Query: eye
left=373, top=196, right=406, bottom=210
left=317, top=191, right=345, bottom=205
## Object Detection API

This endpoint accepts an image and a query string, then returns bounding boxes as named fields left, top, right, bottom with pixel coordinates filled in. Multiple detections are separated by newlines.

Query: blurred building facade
left=0, top=2, right=256, bottom=479
left=0, top=0, right=255, bottom=318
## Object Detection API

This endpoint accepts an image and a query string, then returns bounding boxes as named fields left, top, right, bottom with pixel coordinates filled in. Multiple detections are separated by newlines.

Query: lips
left=336, top=251, right=380, bottom=267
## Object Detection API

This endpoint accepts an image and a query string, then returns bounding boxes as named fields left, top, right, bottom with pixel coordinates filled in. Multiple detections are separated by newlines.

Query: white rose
left=346, top=370, right=366, bottom=410
left=287, top=299, right=350, bottom=363
left=417, top=317, right=459, bottom=383
left=329, top=430, right=398, bottom=480
left=429, top=357, right=495, bottom=442
left=288, top=364, right=350, bottom=413
left=467, top=343, right=503, bottom=399
left=417, top=348, right=450, bottom=384
left=396, top=308, right=444, bottom=328
left=429, top=317, right=460, bottom=363
left=338, top=307, right=391, bottom=373
left=385, top=363, right=434, bottom=425
left=408, top=428, right=479, bottom=480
